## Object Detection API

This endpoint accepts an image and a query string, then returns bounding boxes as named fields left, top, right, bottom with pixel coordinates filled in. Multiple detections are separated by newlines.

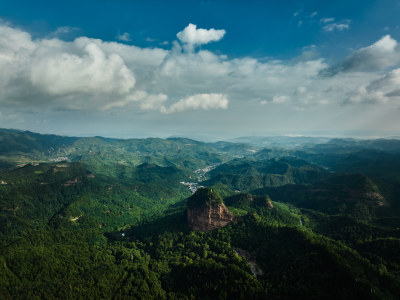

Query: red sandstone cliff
left=186, top=188, right=234, bottom=232
left=187, top=202, right=234, bottom=232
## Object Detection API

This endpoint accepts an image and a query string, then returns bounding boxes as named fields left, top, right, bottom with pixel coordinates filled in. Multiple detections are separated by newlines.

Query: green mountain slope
left=1, top=129, right=400, bottom=299
left=205, top=157, right=329, bottom=191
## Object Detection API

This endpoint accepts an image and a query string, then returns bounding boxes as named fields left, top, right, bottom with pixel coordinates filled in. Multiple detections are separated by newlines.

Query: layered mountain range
left=1, top=128, right=400, bottom=299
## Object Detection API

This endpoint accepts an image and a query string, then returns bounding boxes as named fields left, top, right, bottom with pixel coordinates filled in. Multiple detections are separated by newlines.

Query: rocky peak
left=255, top=194, right=274, bottom=210
left=187, top=188, right=234, bottom=232
left=224, top=193, right=274, bottom=210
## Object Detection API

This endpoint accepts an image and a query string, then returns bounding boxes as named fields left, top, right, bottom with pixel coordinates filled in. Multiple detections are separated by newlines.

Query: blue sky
left=0, top=0, right=400, bottom=139
left=1, top=0, right=394, bottom=58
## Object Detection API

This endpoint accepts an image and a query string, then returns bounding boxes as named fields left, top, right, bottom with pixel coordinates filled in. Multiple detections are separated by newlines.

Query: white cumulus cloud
left=176, top=23, right=226, bottom=52
left=322, top=35, right=400, bottom=75
left=162, top=93, right=228, bottom=114
left=30, top=41, right=136, bottom=96
left=0, top=24, right=168, bottom=111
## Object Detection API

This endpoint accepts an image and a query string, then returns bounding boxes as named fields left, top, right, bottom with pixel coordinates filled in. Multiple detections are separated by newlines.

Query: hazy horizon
left=2, top=126, right=400, bottom=143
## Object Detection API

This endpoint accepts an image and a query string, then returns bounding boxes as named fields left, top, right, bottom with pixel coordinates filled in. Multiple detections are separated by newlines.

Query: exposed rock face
left=234, top=248, right=263, bottom=277
left=187, top=202, right=234, bottom=232
left=265, top=197, right=274, bottom=209
left=186, top=188, right=234, bottom=232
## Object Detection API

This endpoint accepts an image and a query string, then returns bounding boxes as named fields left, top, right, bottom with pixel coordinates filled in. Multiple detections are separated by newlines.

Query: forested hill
left=1, top=129, right=400, bottom=298
left=0, top=129, right=77, bottom=155
left=0, top=128, right=256, bottom=171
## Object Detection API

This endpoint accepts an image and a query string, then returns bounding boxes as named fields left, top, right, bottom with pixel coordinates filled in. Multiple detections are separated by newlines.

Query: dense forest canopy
left=1, top=129, right=400, bottom=299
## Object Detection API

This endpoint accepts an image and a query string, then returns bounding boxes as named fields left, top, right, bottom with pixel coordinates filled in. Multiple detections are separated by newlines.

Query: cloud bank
left=0, top=22, right=400, bottom=121
left=323, top=35, right=400, bottom=75
left=162, top=93, right=228, bottom=114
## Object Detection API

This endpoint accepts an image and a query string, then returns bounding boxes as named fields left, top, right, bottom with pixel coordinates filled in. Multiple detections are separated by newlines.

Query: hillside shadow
left=106, top=201, right=190, bottom=243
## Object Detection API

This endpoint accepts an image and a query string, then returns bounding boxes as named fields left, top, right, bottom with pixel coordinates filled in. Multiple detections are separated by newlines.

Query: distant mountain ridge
left=3, top=128, right=400, bottom=185
left=227, top=136, right=332, bottom=148
left=205, top=157, right=330, bottom=191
